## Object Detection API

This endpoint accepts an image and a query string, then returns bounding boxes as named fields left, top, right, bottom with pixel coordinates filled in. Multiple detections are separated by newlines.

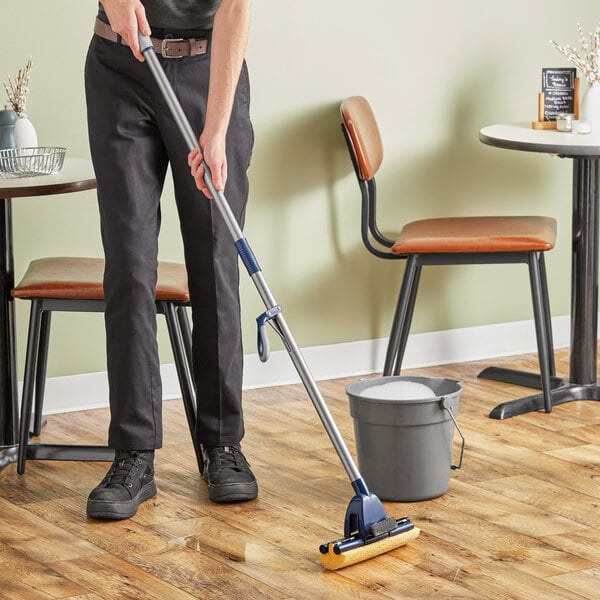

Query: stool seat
left=12, top=257, right=190, bottom=302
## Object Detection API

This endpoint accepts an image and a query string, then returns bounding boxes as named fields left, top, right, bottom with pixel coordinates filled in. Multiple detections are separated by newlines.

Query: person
left=84, top=0, right=256, bottom=520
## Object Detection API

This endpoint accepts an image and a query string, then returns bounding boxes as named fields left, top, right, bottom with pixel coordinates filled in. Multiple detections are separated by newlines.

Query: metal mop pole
left=138, top=33, right=362, bottom=486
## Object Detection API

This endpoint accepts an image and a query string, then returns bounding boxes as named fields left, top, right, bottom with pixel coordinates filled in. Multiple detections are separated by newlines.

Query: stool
left=12, top=257, right=199, bottom=474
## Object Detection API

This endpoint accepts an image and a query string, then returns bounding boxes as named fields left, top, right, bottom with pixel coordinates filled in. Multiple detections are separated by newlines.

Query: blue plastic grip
left=235, top=238, right=261, bottom=275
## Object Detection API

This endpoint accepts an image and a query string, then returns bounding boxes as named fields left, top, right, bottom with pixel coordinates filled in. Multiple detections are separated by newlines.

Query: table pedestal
left=480, top=157, right=600, bottom=418
left=0, top=198, right=18, bottom=466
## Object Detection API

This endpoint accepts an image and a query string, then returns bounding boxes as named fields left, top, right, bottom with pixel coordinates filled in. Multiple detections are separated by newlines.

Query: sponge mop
left=318, top=478, right=420, bottom=570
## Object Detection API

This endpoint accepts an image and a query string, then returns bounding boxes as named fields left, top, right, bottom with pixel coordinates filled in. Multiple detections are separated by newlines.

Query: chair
left=340, top=96, right=557, bottom=413
left=12, top=257, right=199, bottom=473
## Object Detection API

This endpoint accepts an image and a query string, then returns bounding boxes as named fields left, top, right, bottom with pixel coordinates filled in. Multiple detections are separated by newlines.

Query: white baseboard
left=37, top=315, right=571, bottom=415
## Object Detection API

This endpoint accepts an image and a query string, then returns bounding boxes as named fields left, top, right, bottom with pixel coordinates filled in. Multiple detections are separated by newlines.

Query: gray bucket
left=346, top=376, right=464, bottom=502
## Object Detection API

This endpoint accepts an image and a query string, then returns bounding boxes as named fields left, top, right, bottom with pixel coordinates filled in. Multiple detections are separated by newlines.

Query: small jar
left=555, top=113, right=574, bottom=132
left=572, top=120, right=592, bottom=134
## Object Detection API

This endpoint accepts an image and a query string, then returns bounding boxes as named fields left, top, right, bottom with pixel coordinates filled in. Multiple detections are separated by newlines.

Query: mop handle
left=138, top=32, right=363, bottom=485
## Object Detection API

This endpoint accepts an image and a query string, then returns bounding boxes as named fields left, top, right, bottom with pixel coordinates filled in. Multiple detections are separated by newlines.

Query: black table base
left=0, top=442, right=114, bottom=470
left=26, top=444, right=115, bottom=462
left=478, top=366, right=600, bottom=419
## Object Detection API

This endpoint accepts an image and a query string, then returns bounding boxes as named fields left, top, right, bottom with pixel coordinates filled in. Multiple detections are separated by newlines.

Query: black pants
left=84, top=35, right=254, bottom=450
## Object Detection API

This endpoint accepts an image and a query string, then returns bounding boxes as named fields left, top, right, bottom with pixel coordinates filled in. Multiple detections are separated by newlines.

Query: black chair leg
left=33, top=309, right=51, bottom=436
left=391, top=264, right=422, bottom=376
left=384, top=255, right=420, bottom=376
left=528, top=252, right=553, bottom=413
left=17, top=300, right=42, bottom=474
left=161, top=301, right=202, bottom=473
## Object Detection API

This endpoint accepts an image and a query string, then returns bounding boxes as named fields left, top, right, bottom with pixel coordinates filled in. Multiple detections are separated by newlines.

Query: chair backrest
left=340, top=97, right=395, bottom=256
left=340, top=96, right=384, bottom=181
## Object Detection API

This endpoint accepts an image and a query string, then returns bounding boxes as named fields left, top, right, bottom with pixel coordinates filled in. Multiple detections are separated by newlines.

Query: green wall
left=1, top=1, right=597, bottom=378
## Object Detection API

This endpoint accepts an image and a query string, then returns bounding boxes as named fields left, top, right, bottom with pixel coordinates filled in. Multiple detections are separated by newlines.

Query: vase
left=579, top=82, right=600, bottom=132
left=14, top=116, right=38, bottom=148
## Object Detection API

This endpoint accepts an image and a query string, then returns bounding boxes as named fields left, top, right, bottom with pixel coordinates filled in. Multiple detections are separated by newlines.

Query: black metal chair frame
left=342, top=124, right=559, bottom=415
left=16, top=295, right=200, bottom=474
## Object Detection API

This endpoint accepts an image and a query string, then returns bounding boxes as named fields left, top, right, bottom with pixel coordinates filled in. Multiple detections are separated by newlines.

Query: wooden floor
left=1, top=347, right=600, bottom=599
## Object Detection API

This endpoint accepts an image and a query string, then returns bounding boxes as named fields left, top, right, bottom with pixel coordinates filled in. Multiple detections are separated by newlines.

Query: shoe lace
left=214, top=446, right=247, bottom=471
left=105, top=450, right=147, bottom=486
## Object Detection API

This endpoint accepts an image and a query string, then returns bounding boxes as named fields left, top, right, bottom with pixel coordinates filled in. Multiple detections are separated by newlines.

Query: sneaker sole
left=206, top=480, right=258, bottom=503
left=86, top=480, right=157, bottom=520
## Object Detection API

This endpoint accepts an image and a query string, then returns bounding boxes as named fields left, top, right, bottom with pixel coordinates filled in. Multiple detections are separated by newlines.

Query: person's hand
left=188, top=133, right=227, bottom=199
left=100, top=0, right=151, bottom=61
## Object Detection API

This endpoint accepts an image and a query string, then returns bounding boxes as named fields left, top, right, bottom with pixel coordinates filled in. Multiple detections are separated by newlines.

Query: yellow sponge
left=319, top=527, right=420, bottom=570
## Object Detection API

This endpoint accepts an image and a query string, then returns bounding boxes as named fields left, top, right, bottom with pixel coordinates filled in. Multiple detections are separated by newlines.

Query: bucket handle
left=440, top=397, right=465, bottom=470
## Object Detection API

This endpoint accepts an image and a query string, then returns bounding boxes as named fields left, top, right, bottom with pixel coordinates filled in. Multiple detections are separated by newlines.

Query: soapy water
left=358, top=380, right=436, bottom=400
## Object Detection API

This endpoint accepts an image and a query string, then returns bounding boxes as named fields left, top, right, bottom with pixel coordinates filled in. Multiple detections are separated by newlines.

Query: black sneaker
left=202, top=445, right=258, bottom=503
left=86, top=449, right=157, bottom=520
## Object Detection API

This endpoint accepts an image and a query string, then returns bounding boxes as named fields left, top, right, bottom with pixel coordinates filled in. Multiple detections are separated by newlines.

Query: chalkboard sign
left=542, top=67, right=577, bottom=121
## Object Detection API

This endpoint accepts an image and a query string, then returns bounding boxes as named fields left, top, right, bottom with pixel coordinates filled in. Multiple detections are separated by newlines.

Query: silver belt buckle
left=161, top=37, right=186, bottom=58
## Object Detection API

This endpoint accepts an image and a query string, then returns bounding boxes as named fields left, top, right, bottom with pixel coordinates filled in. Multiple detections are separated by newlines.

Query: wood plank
left=0, top=541, right=87, bottom=598
left=541, top=528, right=600, bottom=565
left=546, top=567, right=600, bottom=600
left=52, top=554, right=200, bottom=600
left=544, top=443, right=600, bottom=467
left=478, top=474, right=600, bottom=529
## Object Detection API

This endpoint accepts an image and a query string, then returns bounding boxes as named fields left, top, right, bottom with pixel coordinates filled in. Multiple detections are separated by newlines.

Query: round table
left=0, top=159, right=96, bottom=468
left=479, top=123, right=600, bottom=418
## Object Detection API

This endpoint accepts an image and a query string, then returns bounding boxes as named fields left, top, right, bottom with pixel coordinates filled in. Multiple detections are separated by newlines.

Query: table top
left=480, top=123, right=600, bottom=158
left=0, top=158, right=96, bottom=198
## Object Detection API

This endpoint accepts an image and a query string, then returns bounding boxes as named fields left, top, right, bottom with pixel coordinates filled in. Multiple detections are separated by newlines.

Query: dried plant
left=3, top=58, right=33, bottom=118
left=551, top=23, right=600, bottom=86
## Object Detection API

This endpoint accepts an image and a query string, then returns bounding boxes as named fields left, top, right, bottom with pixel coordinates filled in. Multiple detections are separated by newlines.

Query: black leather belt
left=94, top=17, right=208, bottom=58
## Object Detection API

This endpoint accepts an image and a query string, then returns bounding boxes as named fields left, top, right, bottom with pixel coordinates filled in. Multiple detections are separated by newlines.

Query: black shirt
left=98, top=0, right=222, bottom=32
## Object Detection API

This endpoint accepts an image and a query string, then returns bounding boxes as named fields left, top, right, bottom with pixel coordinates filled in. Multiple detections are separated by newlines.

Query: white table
left=479, top=123, right=600, bottom=418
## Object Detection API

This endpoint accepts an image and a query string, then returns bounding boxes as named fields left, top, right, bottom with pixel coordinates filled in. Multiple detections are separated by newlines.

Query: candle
left=555, top=113, right=574, bottom=132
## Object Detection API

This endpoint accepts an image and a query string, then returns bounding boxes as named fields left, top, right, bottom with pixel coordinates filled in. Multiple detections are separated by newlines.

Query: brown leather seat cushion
left=12, top=257, right=190, bottom=302
left=392, top=216, right=557, bottom=254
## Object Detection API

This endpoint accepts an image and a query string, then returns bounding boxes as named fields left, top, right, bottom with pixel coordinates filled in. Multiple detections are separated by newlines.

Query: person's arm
left=99, top=0, right=151, bottom=61
left=188, top=0, right=251, bottom=197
